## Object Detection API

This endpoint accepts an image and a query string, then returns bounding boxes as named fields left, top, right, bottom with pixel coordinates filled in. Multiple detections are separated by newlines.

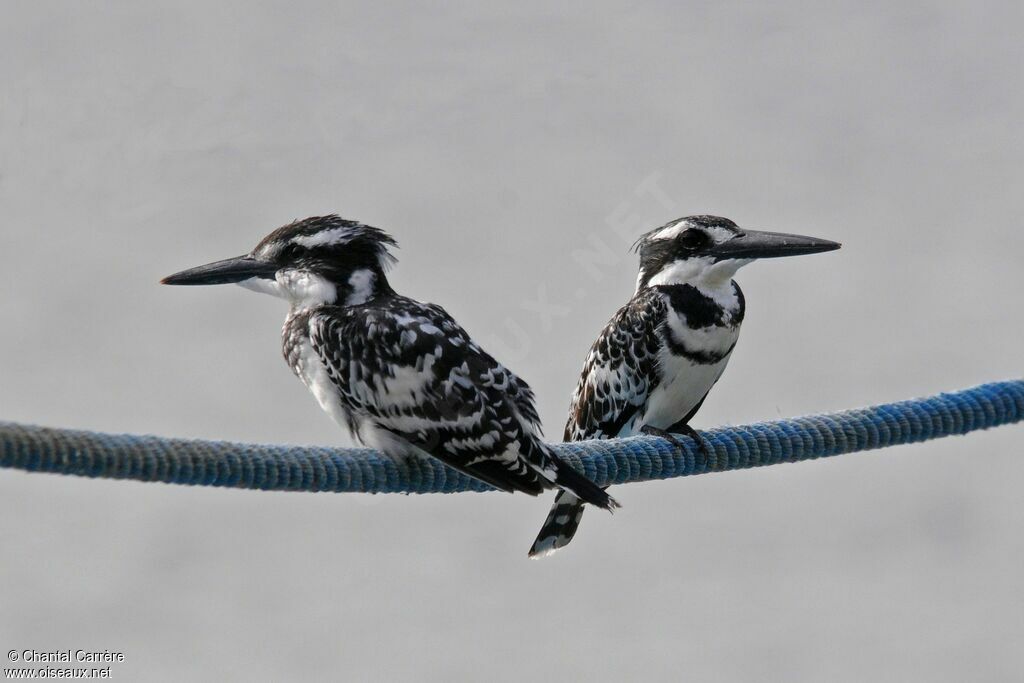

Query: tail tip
left=528, top=537, right=567, bottom=559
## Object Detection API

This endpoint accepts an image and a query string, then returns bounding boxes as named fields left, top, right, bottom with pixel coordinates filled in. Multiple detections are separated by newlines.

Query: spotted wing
left=308, top=297, right=550, bottom=495
left=563, top=288, right=667, bottom=441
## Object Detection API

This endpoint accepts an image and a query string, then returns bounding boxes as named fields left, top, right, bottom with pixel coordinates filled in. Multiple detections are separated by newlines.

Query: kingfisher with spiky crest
left=528, top=215, right=840, bottom=558
left=162, top=215, right=618, bottom=521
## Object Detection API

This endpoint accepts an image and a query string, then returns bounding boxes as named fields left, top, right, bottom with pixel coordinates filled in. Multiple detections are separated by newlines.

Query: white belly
left=638, top=349, right=732, bottom=431
left=291, top=338, right=352, bottom=430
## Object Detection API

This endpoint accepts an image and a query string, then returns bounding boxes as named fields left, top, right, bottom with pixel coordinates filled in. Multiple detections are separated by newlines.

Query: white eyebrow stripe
left=649, top=220, right=691, bottom=241
left=649, top=223, right=736, bottom=244
left=292, top=227, right=359, bottom=248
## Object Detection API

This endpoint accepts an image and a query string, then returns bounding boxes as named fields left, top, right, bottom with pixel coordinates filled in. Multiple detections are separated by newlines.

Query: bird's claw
left=640, top=424, right=686, bottom=450
left=642, top=423, right=715, bottom=470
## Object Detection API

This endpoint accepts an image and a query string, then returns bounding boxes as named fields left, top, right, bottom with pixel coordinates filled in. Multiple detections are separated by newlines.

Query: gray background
left=2, top=1, right=1022, bottom=681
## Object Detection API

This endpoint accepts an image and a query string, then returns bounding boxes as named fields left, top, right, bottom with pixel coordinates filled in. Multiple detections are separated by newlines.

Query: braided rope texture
left=1, top=380, right=1021, bottom=495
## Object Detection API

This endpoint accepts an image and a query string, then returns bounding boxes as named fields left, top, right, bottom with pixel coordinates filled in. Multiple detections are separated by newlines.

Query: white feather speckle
left=345, top=269, right=376, bottom=306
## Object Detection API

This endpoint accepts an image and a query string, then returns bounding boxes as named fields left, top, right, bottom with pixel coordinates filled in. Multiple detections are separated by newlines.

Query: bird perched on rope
left=162, top=215, right=618, bottom=520
left=528, top=215, right=840, bottom=558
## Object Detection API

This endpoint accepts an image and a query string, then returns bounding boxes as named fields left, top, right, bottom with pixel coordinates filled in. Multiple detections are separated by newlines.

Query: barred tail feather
left=525, top=443, right=618, bottom=558
left=528, top=490, right=588, bottom=559
left=527, top=456, right=618, bottom=559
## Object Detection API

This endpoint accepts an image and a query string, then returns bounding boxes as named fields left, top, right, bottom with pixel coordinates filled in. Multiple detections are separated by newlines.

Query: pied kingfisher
left=162, top=215, right=618, bottom=523
left=528, top=215, right=840, bottom=558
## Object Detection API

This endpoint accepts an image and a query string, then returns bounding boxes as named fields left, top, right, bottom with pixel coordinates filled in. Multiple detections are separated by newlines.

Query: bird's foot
left=672, top=423, right=715, bottom=470
left=643, top=423, right=715, bottom=470
left=640, top=425, right=686, bottom=450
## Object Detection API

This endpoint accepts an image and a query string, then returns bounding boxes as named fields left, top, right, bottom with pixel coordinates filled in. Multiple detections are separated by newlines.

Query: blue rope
left=1, top=380, right=1021, bottom=494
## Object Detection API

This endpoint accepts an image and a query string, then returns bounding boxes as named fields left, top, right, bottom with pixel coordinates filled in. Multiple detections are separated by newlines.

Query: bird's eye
left=280, top=243, right=302, bottom=259
left=677, top=229, right=709, bottom=250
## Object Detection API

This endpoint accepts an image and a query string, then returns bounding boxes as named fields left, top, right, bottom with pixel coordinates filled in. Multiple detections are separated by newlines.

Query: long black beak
left=712, top=230, right=841, bottom=260
left=161, top=256, right=278, bottom=286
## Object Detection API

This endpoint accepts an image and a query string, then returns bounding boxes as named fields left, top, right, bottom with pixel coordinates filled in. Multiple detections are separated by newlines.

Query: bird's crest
left=255, top=215, right=399, bottom=270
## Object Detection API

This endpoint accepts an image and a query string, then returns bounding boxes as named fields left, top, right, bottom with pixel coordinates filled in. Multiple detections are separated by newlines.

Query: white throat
left=237, top=270, right=338, bottom=311
left=237, top=268, right=378, bottom=310
left=640, top=257, right=752, bottom=294
left=278, top=270, right=338, bottom=310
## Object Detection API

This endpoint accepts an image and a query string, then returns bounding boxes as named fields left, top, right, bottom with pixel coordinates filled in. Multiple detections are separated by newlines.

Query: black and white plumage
left=529, top=215, right=840, bottom=558
left=163, top=215, right=618, bottom=514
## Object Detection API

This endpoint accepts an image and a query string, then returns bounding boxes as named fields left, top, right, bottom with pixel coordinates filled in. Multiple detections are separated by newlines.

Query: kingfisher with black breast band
left=529, top=215, right=840, bottom=558
left=162, top=215, right=618, bottom=527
